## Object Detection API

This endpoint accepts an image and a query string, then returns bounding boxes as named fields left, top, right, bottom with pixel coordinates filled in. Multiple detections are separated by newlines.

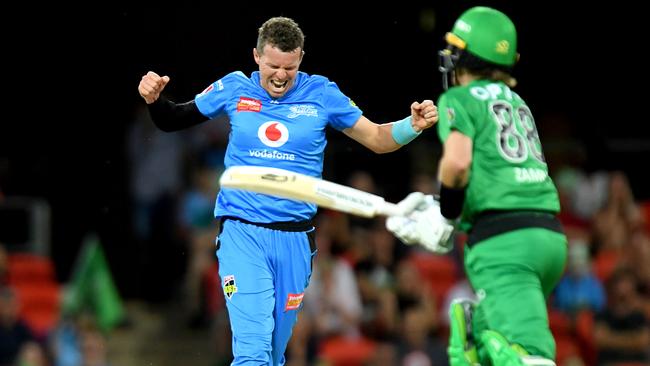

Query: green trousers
left=465, top=227, right=567, bottom=360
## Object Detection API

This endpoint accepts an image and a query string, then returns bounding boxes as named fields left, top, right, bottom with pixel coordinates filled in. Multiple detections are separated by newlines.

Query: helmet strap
left=438, top=46, right=460, bottom=90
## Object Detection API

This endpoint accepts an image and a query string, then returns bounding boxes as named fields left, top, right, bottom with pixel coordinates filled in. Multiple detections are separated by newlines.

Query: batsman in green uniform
left=386, top=6, right=567, bottom=366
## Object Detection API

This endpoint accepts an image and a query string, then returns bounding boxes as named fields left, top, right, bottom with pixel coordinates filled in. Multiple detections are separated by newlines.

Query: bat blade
left=219, top=166, right=403, bottom=217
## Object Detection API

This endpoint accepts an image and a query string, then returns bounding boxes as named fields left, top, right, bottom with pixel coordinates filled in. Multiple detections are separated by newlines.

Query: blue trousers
left=217, top=219, right=316, bottom=366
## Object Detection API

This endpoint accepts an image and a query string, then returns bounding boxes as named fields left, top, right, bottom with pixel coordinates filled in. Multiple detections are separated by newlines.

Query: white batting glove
left=386, top=193, right=455, bottom=254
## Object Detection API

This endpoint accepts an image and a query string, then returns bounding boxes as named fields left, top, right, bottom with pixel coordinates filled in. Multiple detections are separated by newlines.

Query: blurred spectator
left=554, top=167, right=592, bottom=243
left=365, top=341, right=398, bottom=366
left=0, top=244, right=8, bottom=286
left=397, top=305, right=447, bottom=366
left=49, top=312, right=99, bottom=366
left=625, top=230, right=650, bottom=319
left=15, top=341, right=48, bottom=366
left=393, top=258, right=438, bottom=332
left=50, top=320, right=81, bottom=366
left=573, top=171, right=609, bottom=222
left=594, top=267, right=650, bottom=365
left=554, top=240, right=605, bottom=315
left=348, top=171, right=378, bottom=197
left=593, top=172, right=644, bottom=253
left=347, top=171, right=381, bottom=230
left=127, top=104, right=187, bottom=302
left=177, top=164, right=220, bottom=327
left=409, top=173, right=438, bottom=196
left=79, top=330, right=109, bottom=366
left=292, top=217, right=363, bottom=365
left=304, top=248, right=363, bottom=340
left=285, top=311, right=311, bottom=366
left=127, top=103, right=185, bottom=242
left=0, top=286, right=37, bottom=366
left=354, top=222, right=401, bottom=339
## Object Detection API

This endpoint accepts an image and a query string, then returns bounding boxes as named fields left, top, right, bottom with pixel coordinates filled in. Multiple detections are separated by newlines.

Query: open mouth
left=271, top=80, right=288, bottom=89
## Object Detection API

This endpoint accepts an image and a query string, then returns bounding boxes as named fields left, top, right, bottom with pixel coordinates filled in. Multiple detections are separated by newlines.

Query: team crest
left=447, top=107, right=456, bottom=123
left=223, top=275, right=238, bottom=299
left=288, top=105, right=318, bottom=118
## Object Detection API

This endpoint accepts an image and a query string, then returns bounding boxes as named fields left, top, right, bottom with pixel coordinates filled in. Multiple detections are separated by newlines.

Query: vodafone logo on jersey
left=258, top=121, right=289, bottom=148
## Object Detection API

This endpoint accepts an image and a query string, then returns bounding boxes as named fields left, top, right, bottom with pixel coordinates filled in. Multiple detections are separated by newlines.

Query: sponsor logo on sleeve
left=237, top=97, right=262, bottom=112
left=284, top=293, right=305, bottom=311
left=199, top=80, right=224, bottom=96
left=200, top=84, right=214, bottom=95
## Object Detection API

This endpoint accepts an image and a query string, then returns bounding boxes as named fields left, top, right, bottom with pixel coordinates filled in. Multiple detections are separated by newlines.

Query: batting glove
left=386, top=193, right=455, bottom=254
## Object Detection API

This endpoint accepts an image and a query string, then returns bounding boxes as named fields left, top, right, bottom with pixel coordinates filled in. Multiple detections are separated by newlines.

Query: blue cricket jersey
left=195, top=71, right=363, bottom=222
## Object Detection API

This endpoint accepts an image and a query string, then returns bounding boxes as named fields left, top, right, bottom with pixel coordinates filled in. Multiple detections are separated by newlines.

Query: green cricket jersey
left=437, top=79, right=560, bottom=230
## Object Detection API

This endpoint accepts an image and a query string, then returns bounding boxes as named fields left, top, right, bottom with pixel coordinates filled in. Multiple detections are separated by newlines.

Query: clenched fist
left=410, top=100, right=438, bottom=132
left=138, top=71, right=170, bottom=104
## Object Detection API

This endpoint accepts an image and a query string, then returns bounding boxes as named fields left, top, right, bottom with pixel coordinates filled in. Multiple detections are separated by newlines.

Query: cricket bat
left=219, top=166, right=404, bottom=218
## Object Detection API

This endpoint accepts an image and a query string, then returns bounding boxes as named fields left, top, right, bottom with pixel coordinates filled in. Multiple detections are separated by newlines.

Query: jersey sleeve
left=194, top=72, right=243, bottom=118
left=437, top=92, right=476, bottom=143
left=322, top=81, right=363, bottom=131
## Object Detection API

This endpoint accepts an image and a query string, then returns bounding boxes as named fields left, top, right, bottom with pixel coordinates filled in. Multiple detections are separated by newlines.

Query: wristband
left=391, top=116, right=421, bottom=145
left=439, top=183, right=466, bottom=220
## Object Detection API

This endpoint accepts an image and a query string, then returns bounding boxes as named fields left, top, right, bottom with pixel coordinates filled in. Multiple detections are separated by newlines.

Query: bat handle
left=377, top=202, right=406, bottom=217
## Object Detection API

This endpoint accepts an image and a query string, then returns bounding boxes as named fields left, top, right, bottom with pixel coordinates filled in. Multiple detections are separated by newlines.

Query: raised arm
left=342, top=100, right=438, bottom=154
left=137, top=71, right=208, bottom=132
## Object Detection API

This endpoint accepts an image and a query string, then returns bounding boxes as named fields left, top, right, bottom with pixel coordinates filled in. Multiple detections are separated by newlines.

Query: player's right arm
left=436, top=93, right=474, bottom=220
left=138, top=71, right=207, bottom=132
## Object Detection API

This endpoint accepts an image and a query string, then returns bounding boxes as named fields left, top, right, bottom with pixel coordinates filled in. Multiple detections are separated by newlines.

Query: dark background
left=1, top=1, right=646, bottom=299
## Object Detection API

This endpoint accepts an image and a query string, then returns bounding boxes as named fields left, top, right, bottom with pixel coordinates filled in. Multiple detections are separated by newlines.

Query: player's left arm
left=343, top=100, right=438, bottom=154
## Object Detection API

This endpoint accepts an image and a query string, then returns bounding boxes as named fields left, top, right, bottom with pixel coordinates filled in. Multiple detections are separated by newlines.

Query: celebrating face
left=254, top=44, right=303, bottom=99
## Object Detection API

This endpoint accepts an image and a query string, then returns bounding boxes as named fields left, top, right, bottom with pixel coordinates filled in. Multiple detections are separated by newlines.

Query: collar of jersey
left=250, top=71, right=305, bottom=102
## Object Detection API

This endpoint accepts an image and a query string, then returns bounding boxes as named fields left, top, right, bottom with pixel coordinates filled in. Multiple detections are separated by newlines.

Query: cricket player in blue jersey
left=138, top=16, right=438, bottom=365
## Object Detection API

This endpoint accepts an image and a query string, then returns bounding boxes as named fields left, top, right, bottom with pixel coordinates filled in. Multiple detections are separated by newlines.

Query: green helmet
left=447, top=6, right=517, bottom=66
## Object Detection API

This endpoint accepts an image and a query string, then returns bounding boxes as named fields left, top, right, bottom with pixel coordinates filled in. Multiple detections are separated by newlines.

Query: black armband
left=147, top=96, right=207, bottom=132
left=439, top=183, right=466, bottom=220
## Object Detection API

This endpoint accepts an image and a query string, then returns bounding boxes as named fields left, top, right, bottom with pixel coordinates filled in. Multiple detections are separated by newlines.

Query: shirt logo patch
left=237, top=97, right=262, bottom=112
left=288, top=105, right=318, bottom=118
left=447, top=107, right=456, bottom=123
left=285, top=293, right=304, bottom=311
left=200, top=84, right=214, bottom=95
left=257, top=121, right=289, bottom=148
left=223, top=275, right=238, bottom=299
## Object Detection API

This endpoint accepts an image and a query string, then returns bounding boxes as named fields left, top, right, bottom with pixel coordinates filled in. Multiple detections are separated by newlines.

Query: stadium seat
left=548, top=308, right=572, bottom=337
left=13, top=282, right=61, bottom=338
left=593, top=250, right=620, bottom=283
left=575, top=309, right=597, bottom=366
left=408, top=252, right=459, bottom=306
left=8, top=253, right=56, bottom=284
left=318, top=336, right=376, bottom=366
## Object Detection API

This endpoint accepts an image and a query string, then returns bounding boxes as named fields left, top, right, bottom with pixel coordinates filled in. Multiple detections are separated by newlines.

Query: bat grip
left=378, top=202, right=406, bottom=217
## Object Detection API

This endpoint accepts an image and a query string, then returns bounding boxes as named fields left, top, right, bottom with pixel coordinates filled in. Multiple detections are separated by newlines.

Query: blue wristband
left=391, top=116, right=421, bottom=145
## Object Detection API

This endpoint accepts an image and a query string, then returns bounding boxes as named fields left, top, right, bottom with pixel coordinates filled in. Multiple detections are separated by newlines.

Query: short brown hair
left=257, top=17, right=304, bottom=53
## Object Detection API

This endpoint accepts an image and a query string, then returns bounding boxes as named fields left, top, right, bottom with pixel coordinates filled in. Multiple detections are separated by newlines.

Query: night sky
left=2, top=1, right=646, bottom=297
